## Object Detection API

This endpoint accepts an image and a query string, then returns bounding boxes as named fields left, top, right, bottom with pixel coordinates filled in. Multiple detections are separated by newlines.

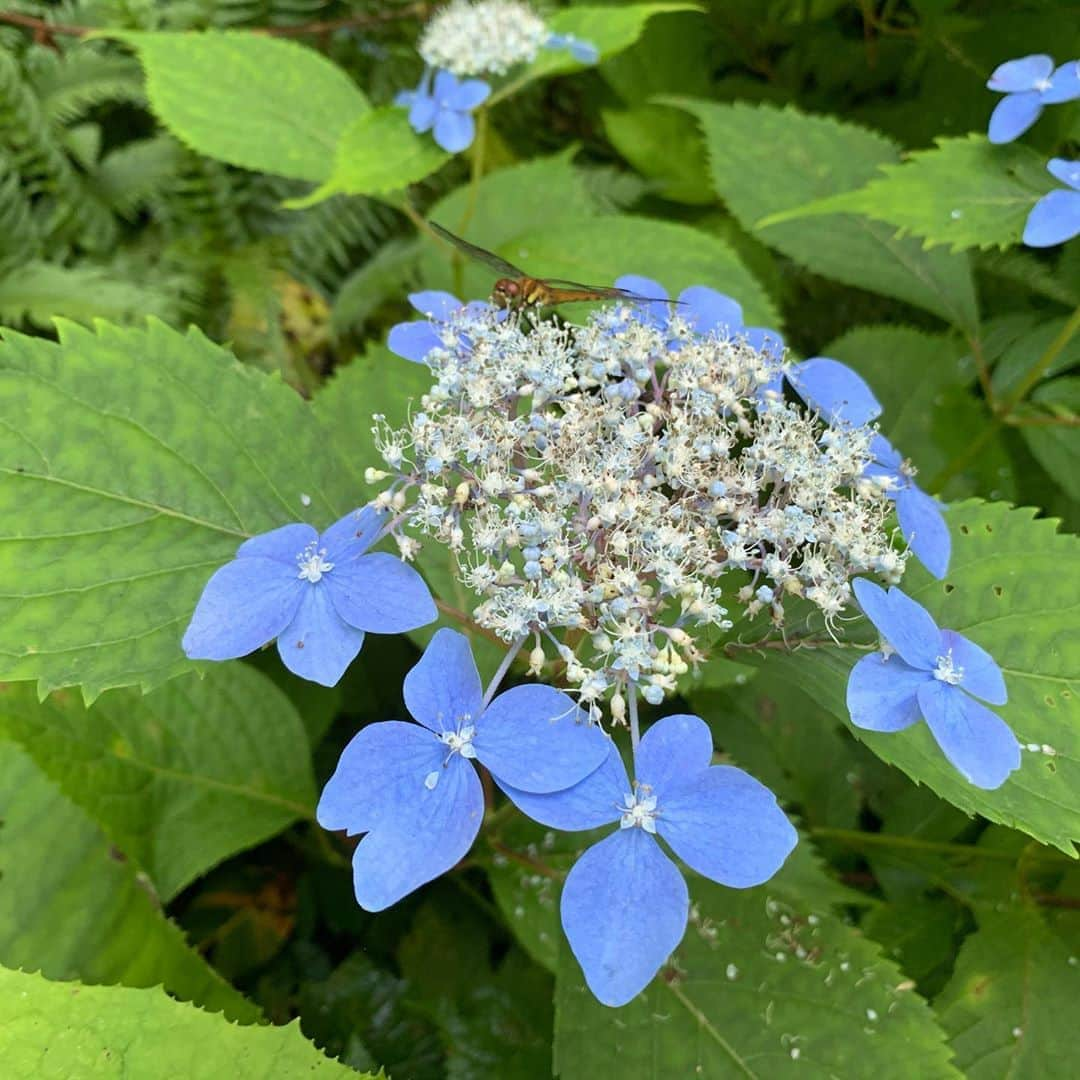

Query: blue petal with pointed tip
left=940, top=628, right=1008, bottom=706
left=894, top=485, right=951, bottom=579
left=852, top=579, right=940, bottom=670
left=276, top=584, right=365, bottom=686
left=988, top=91, right=1043, bottom=144
left=632, top=713, right=713, bottom=796
left=403, top=627, right=483, bottom=736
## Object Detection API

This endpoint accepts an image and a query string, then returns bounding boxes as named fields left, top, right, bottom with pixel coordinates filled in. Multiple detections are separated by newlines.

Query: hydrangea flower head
left=371, top=297, right=909, bottom=710
left=1023, top=158, right=1080, bottom=248
left=419, top=0, right=551, bottom=77
left=862, top=434, right=950, bottom=578
left=847, top=579, right=1020, bottom=789
left=396, top=69, right=490, bottom=152
left=317, top=629, right=610, bottom=909
left=987, top=55, right=1080, bottom=144
left=388, top=290, right=501, bottom=363
left=183, top=507, right=436, bottom=687
left=501, top=714, right=797, bottom=1005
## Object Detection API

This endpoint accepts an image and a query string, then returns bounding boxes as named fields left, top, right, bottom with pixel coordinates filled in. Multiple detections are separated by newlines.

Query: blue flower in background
left=317, top=629, right=610, bottom=910
left=986, top=54, right=1080, bottom=144
left=615, top=276, right=784, bottom=358
left=183, top=507, right=435, bottom=687
left=546, top=32, right=599, bottom=64
left=865, top=434, right=950, bottom=579
left=388, top=290, right=501, bottom=363
left=848, top=579, right=1019, bottom=789
left=501, top=713, right=796, bottom=1006
left=1023, top=158, right=1080, bottom=247
left=396, top=68, right=491, bottom=152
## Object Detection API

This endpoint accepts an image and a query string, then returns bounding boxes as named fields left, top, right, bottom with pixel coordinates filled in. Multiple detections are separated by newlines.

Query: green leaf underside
left=0, top=319, right=357, bottom=699
left=668, top=99, right=979, bottom=333
left=1020, top=378, right=1080, bottom=502
left=760, top=137, right=1055, bottom=254
left=553, top=858, right=958, bottom=1079
left=758, top=501, right=1080, bottom=855
left=0, top=743, right=256, bottom=1022
left=287, top=107, right=449, bottom=206
left=107, top=31, right=367, bottom=182
left=0, top=967, right=365, bottom=1077
left=936, top=907, right=1080, bottom=1078
left=0, top=664, right=315, bottom=901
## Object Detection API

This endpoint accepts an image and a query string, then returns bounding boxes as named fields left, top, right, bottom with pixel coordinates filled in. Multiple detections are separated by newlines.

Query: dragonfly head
left=492, top=278, right=522, bottom=309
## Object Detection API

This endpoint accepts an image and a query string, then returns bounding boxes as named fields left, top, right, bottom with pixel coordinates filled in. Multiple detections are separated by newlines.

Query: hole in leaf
left=984, top=523, right=993, bottom=533
left=959, top=524, right=970, bottom=535
left=993, top=585, right=1003, bottom=597
left=943, top=583, right=955, bottom=594
left=1048, top=761, right=1057, bottom=773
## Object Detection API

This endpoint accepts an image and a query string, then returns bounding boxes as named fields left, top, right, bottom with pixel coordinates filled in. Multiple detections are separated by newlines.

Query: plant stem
left=457, top=106, right=489, bottom=237
left=628, top=686, right=641, bottom=754
left=811, top=826, right=1070, bottom=863
left=482, top=634, right=527, bottom=709
left=1001, top=303, right=1080, bottom=413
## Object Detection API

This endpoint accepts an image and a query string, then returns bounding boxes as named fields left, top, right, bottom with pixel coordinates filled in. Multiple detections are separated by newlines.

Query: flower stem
left=628, top=686, right=641, bottom=754
left=457, top=105, right=489, bottom=238
left=481, top=633, right=527, bottom=709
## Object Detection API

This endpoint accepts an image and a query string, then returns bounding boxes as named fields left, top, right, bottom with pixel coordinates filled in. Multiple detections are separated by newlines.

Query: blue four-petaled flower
left=987, top=54, right=1080, bottom=144
left=388, top=290, right=500, bottom=363
left=847, top=578, right=1020, bottom=789
left=397, top=69, right=491, bottom=153
left=317, top=628, right=610, bottom=910
left=1024, top=158, right=1080, bottom=248
left=183, top=506, right=436, bottom=687
left=501, top=713, right=797, bottom=1006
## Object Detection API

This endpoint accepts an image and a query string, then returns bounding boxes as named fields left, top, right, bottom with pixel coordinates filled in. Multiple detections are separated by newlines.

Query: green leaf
left=669, top=99, right=979, bottom=333
left=756, top=501, right=1080, bottom=855
left=493, top=4, right=702, bottom=99
left=1019, top=378, right=1080, bottom=501
left=107, top=31, right=367, bottom=182
left=0, top=742, right=257, bottom=1021
left=554, top=856, right=958, bottom=1079
left=0, top=664, right=315, bottom=901
left=0, top=967, right=364, bottom=1077
left=0, top=319, right=356, bottom=699
left=936, top=907, right=1080, bottom=1078
left=502, top=217, right=780, bottom=327
left=287, top=108, right=449, bottom=206
left=761, top=137, right=1055, bottom=253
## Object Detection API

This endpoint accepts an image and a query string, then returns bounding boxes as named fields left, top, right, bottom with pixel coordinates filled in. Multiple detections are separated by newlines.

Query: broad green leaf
left=287, top=108, right=449, bottom=206
left=936, top=907, right=1080, bottom=1078
left=757, top=501, right=1080, bottom=855
left=762, top=137, right=1054, bottom=253
left=491, top=4, right=702, bottom=100
left=108, top=31, right=367, bottom=181
left=602, top=105, right=714, bottom=205
left=0, top=967, right=363, bottom=1077
left=0, top=319, right=357, bottom=699
left=554, top=855, right=958, bottom=1079
left=504, top=217, right=780, bottom=327
left=989, top=314, right=1080, bottom=398
left=0, top=742, right=257, bottom=1021
left=0, top=664, right=316, bottom=901
left=1020, top=377, right=1080, bottom=501
left=669, top=99, right=979, bottom=333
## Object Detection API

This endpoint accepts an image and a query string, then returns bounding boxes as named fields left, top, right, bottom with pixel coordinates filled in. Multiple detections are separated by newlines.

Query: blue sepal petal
left=894, top=485, right=951, bottom=579
left=408, top=290, right=462, bottom=320
left=678, top=286, right=743, bottom=337
left=1047, top=158, right=1080, bottom=191
left=615, top=275, right=669, bottom=328
left=497, top=742, right=627, bottom=831
left=183, top=556, right=302, bottom=661
left=276, top=585, right=365, bottom=686
left=659, top=765, right=797, bottom=888
left=408, top=93, right=438, bottom=134
left=561, top=829, right=689, bottom=1007
left=846, top=651, right=928, bottom=731
left=852, top=579, right=941, bottom=671
left=447, top=78, right=491, bottom=111
left=403, top=627, right=483, bottom=735
left=434, top=109, right=476, bottom=153
left=632, top=713, right=713, bottom=797
left=988, top=91, right=1043, bottom=143
left=917, top=681, right=1020, bottom=790
left=351, top=754, right=483, bottom=910
left=744, top=326, right=785, bottom=360
left=1024, top=189, right=1080, bottom=247
left=789, top=357, right=882, bottom=426
left=986, top=54, right=1054, bottom=93
left=941, top=629, right=1008, bottom=706
left=325, top=552, right=436, bottom=634
left=476, top=685, right=609, bottom=792
left=570, top=39, right=599, bottom=64
left=320, top=505, right=385, bottom=560
left=1044, top=63, right=1080, bottom=104
left=388, top=320, right=442, bottom=363
left=237, top=522, right=317, bottom=562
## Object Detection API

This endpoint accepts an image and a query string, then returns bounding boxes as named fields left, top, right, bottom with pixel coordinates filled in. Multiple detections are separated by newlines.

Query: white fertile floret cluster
left=418, top=0, right=550, bottom=76
left=372, top=304, right=907, bottom=709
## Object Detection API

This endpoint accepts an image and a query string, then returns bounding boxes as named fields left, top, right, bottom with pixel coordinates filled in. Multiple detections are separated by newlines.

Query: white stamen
left=296, top=543, right=334, bottom=583
left=441, top=721, right=478, bottom=760
left=933, top=649, right=964, bottom=686
left=619, top=791, right=658, bottom=834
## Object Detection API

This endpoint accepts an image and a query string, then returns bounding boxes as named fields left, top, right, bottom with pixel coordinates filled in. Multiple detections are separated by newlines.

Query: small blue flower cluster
left=395, top=0, right=598, bottom=152
left=986, top=54, right=1080, bottom=247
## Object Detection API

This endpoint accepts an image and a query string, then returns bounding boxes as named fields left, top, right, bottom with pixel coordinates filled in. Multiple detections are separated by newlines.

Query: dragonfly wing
left=541, top=278, right=679, bottom=304
left=428, top=221, right=527, bottom=278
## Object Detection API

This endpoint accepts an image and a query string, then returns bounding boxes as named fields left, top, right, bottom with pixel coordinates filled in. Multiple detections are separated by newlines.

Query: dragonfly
left=428, top=220, right=675, bottom=311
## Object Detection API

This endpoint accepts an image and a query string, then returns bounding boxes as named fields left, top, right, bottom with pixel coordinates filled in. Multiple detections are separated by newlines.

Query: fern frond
left=26, top=43, right=145, bottom=126
left=93, top=135, right=183, bottom=219
left=331, top=236, right=421, bottom=338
